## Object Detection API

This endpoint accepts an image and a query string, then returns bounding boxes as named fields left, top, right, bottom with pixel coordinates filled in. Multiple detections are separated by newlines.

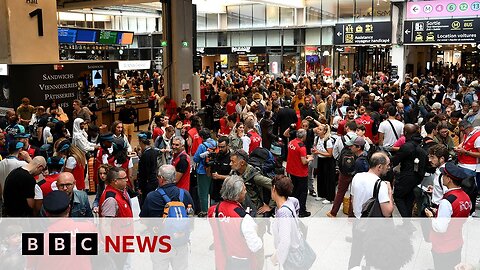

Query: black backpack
left=338, top=136, right=356, bottom=175
left=248, top=147, right=276, bottom=178
left=361, top=179, right=385, bottom=217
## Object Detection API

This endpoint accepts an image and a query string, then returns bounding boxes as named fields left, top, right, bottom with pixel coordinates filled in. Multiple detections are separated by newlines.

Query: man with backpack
left=391, top=124, right=428, bottom=217
left=137, top=132, right=160, bottom=206
left=349, top=152, right=394, bottom=269
left=140, top=164, right=194, bottom=270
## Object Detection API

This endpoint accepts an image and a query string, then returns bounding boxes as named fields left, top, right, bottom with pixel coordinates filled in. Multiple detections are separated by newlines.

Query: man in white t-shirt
left=378, top=106, right=404, bottom=148
left=0, top=141, right=29, bottom=200
left=349, top=151, right=394, bottom=269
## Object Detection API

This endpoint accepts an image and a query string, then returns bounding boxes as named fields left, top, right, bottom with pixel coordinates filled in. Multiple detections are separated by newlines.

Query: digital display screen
left=58, top=28, right=77, bottom=43
left=117, top=32, right=134, bottom=45
left=99, top=30, right=118, bottom=45
left=76, top=29, right=98, bottom=43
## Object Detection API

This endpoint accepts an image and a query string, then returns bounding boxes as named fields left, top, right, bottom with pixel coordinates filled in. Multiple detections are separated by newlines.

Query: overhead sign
left=404, top=18, right=480, bottom=44
left=118, top=61, right=151, bottom=71
left=0, top=64, right=7, bottom=76
left=407, top=0, right=480, bottom=19
left=334, top=22, right=392, bottom=45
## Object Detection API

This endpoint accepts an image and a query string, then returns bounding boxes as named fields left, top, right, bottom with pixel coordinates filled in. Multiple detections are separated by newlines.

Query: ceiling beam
left=57, top=0, right=157, bottom=11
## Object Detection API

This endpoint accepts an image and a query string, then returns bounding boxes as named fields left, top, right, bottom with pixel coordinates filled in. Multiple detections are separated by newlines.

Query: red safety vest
left=38, top=173, right=60, bottom=197
left=208, top=201, right=258, bottom=270
left=108, top=157, right=132, bottom=189
left=99, top=185, right=133, bottom=218
left=247, top=130, right=262, bottom=154
left=430, top=189, right=471, bottom=253
left=458, top=130, right=480, bottom=165
left=70, top=156, right=86, bottom=190
left=172, top=150, right=191, bottom=191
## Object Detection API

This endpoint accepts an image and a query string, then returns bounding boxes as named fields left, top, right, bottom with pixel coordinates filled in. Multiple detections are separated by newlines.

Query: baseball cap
left=352, top=136, right=366, bottom=147
left=344, top=134, right=358, bottom=146
left=43, top=190, right=70, bottom=215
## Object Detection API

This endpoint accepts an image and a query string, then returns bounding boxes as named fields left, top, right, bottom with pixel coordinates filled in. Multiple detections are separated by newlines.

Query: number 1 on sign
left=29, top=8, right=43, bottom=36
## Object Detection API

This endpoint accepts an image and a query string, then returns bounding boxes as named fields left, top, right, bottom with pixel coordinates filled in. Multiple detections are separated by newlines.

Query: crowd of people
left=0, top=67, right=479, bottom=269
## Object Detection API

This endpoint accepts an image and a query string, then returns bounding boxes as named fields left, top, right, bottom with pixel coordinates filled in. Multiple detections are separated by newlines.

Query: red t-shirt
left=337, top=119, right=348, bottom=136
left=219, top=118, right=232, bottom=136
left=356, top=114, right=374, bottom=140
left=286, top=138, right=308, bottom=177
left=153, top=127, right=164, bottom=142
left=188, top=127, right=202, bottom=156
left=226, top=101, right=236, bottom=115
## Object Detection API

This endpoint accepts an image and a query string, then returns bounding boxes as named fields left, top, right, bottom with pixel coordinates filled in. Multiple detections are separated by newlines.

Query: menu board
left=76, top=29, right=98, bottom=44
left=58, top=28, right=77, bottom=44
left=99, top=31, right=118, bottom=45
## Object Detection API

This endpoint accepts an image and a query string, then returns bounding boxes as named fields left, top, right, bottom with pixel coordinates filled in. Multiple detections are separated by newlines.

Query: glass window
left=266, top=5, right=279, bottom=27
left=338, top=0, right=354, bottom=23
left=240, top=5, right=253, bottom=28
left=322, top=27, right=334, bottom=45
left=230, top=32, right=240, bottom=46
left=252, top=4, right=266, bottom=27
left=373, top=0, right=391, bottom=22
left=322, top=0, right=337, bottom=26
left=218, top=32, right=228, bottom=47
left=355, top=0, right=373, bottom=22
left=253, top=31, right=266, bottom=46
left=267, top=30, right=280, bottom=46
left=306, top=0, right=321, bottom=25
left=197, top=13, right=206, bottom=31
left=280, top=8, right=295, bottom=26
left=283, top=29, right=295, bottom=46
left=206, top=14, right=218, bottom=30
left=206, top=32, right=218, bottom=47
left=196, top=32, right=206, bottom=48
left=239, top=31, right=252, bottom=46
left=305, top=28, right=321, bottom=45
left=227, top=6, right=240, bottom=29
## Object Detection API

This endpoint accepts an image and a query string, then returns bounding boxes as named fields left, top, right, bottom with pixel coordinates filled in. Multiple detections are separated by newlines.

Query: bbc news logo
left=22, top=233, right=172, bottom=255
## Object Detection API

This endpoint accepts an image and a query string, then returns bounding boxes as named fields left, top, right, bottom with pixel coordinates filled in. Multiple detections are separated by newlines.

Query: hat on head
left=43, top=190, right=70, bottom=215
left=344, top=134, right=359, bottom=146
left=14, top=133, right=30, bottom=139
left=138, top=131, right=152, bottom=140
left=47, top=156, right=65, bottom=166
left=352, top=136, right=366, bottom=147
left=40, top=144, right=52, bottom=153
left=14, top=141, right=24, bottom=150
left=440, top=162, right=468, bottom=184
left=98, top=132, right=114, bottom=142
left=56, top=140, right=71, bottom=153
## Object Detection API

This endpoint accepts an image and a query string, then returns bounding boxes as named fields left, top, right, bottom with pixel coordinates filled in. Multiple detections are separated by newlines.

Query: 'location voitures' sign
left=404, top=18, right=480, bottom=44
left=334, top=22, right=392, bottom=45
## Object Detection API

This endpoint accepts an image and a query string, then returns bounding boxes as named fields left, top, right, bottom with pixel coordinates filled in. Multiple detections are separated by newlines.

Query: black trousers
left=394, top=191, right=416, bottom=217
left=291, top=174, right=308, bottom=213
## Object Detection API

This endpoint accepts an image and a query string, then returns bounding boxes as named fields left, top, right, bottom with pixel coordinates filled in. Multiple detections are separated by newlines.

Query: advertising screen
left=99, top=31, right=118, bottom=45
left=117, top=32, right=134, bottom=45
left=58, top=28, right=77, bottom=43
left=76, top=29, right=98, bottom=43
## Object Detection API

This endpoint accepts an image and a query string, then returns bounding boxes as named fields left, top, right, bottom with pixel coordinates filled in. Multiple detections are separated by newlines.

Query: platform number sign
left=29, top=8, right=43, bottom=36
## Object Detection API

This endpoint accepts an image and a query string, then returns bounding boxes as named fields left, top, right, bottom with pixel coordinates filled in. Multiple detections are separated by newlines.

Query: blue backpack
left=157, top=188, right=187, bottom=218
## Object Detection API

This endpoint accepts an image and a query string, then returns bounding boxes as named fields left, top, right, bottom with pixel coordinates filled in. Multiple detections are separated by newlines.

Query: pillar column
left=391, top=1, right=407, bottom=81
left=162, top=0, right=194, bottom=105
left=0, top=0, right=59, bottom=64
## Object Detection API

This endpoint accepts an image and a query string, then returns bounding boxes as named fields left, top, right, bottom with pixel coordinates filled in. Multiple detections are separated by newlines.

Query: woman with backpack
left=312, top=124, right=336, bottom=204
left=108, top=137, right=135, bottom=190
left=111, top=121, right=132, bottom=153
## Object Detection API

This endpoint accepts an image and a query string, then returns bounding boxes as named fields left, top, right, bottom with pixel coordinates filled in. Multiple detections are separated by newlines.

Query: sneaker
left=197, top=212, right=208, bottom=217
left=322, top=200, right=332, bottom=204
left=315, top=196, right=322, bottom=201
left=298, top=211, right=311, bottom=218
left=326, top=211, right=335, bottom=218
left=309, top=190, right=317, bottom=197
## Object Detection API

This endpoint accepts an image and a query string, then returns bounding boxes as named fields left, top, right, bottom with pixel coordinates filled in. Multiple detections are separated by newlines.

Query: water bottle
left=187, top=204, right=194, bottom=217
left=414, top=158, right=419, bottom=172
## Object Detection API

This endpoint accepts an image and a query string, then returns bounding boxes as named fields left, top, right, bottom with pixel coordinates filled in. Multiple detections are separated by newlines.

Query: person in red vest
left=455, top=120, right=480, bottom=184
left=208, top=175, right=263, bottom=270
left=93, top=133, right=114, bottom=185
left=108, top=137, right=134, bottom=190
left=286, top=129, right=314, bottom=217
left=171, top=136, right=190, bottom=191
left=245, top=118, right=261, bottom=154
left=355, top=105, right=374, bottom=141
left=56, top=139, right=87, bottom=191
left=37, top=156, right=64, bottom=197
left=337, top=106, right=356, bottom=136
left=425, top=162, right=472, bottom=270
left=99, top=167, right=133, bottom=218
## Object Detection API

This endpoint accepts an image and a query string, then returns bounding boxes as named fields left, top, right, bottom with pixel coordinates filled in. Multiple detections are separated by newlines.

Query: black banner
left=404, top=18, right=480, bottom=44
left=334, top=22, right=392, bottom=45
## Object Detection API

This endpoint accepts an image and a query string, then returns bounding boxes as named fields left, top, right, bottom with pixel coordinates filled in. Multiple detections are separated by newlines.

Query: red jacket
left=458, top=130, right=480, bottom=165
left=99, top=185, right=133, bottom=218
left=172, top=150, right=190, bottom=191
left=208, top=201, right=258, bottom=270
left=247, top=130, right=262, bottom=154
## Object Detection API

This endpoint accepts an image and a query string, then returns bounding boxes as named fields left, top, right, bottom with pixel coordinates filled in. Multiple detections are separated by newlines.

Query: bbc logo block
left=22, top=233, right=98, bottom=256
